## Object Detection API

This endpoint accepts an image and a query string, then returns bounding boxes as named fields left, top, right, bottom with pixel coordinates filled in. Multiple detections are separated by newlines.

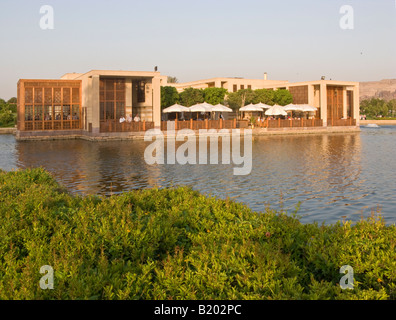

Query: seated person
left=119, top=116, right=126, bottom=123
left=134, top=114, right=141, bottom=122
left=126, top=114, right=132, bottom=123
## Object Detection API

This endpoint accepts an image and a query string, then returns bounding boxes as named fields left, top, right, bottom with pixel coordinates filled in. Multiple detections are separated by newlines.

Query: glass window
left=25, top=106, right=33, bottom=121
left=34, top=105, right=43, bottom=121
left=72, top=105, right=79, bottom=120
left=44, top=105, right=53, bottom=120
left=63, top=105, right=71, bottom=120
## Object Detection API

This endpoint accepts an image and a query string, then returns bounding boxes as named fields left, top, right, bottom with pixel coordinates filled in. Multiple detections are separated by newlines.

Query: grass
left=0, top=168, right=395, bottom=300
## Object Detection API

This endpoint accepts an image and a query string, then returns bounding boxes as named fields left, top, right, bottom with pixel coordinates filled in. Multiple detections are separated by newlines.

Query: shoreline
left=0, top=127, right=16, bottom=135
left=13, top=125, right=361, bottom=141
left=360, top=119, right=396, bottom=125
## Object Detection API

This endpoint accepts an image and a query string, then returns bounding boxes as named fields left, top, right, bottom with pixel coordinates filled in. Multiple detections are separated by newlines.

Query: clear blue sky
left=0, top=0, right=395, bottom=99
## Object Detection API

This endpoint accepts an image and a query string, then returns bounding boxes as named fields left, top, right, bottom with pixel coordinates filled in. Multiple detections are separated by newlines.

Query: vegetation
left=226, top=88, right=293, bottom=111
left=167, top=76, right=178, bottom=84
left=360, top=98, right=396, bottom=119
left=226, top=89, right=256, bottom=111
left=161, top=86, right=179, bottom=109
left=0, top=97, right=17, bottom=127
left=0, top=168, right=395, bottom=300
left=179, top=88, right=205, bottom=107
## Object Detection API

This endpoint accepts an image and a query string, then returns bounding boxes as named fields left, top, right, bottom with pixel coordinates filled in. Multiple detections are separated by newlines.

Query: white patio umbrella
left=239, top=103, right=264, bottom=112
left=189, top=102, right=213, bottom=112
left=283, top=103, right=304, bottom=111
left=254, top=102, right=272, bottom=109
left=299, top=104, right=317, bottom=112
left=239, top=104, right=264, bottom=121
left=265, top=104, right=288, bottom=116
left=162, top=104, right=190, bottom=113
left=162, top=104, right=190, bottom=120
left=211, top=104, right=233, bottom=112
left=211, top=103, right=233, bottom=120
left=283, top=103, right=304, bottom=119
left=189, top=102, right=213, bottom=119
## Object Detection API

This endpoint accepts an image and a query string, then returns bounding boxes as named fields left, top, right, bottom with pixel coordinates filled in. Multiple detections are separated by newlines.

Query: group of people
left=119, top=114, right=141, bottom=123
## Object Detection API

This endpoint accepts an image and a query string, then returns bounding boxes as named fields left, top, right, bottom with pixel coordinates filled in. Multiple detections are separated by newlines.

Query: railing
left=100, top=120, right=154, bottom=133
left=24, top=120, right=81, bottom=131
left=328, top=118, right=356, bottom=126
left=254, top=119, right=323, bottom=128
left=161, top=119, right=237, bottom=131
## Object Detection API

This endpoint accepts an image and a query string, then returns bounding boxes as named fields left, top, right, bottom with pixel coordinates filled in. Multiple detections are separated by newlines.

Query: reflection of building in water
left=15, top=140, right=94, bottom=194
left=294, top=132, right=362, bottom=203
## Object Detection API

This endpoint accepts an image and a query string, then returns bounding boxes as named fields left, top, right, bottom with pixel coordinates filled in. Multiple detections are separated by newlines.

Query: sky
left=0, top=0, right=395, bottom=100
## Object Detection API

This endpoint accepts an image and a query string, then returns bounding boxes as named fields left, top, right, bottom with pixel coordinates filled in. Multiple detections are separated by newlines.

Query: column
left=342, top=87, right=348, bottom=119
left=353, top=85, right=360, bottom=126
left=320, top=83, right=327, bottom=126
left=91, top=75, right=100, bottom=134
left=125, top=78, right=132, bottom=118
left=308, top=85, right=315, bottom=106
left=152, top=76, right=161, bottom=128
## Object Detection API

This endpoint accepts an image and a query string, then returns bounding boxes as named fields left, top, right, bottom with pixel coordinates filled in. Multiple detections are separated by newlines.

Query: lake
left=1, top=126, right=395, bottom=225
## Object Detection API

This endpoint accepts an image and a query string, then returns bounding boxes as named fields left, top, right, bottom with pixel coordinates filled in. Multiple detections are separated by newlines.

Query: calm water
left=1, top=126, right=395, bottom=225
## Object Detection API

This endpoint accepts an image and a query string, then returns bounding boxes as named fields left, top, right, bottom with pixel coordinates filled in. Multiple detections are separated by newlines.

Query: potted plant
left=249, top=116, right=256, bottom=129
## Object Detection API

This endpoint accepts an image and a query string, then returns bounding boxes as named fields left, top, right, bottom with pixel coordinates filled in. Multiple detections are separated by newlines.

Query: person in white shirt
left=126, top=114, right=132, bottom=123
left=119, top=116, right=126, bottom=123
left=134, top=114, right=141, bottom=122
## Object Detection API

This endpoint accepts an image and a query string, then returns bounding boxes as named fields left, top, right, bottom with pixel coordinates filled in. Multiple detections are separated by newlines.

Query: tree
left=179, top=88, right=204, bottom=107
left=7, top=97, right=17, bottom=104
left=226, top=89, right=256, bottom=111
left=387, top=99, right=396, bottom=117
left=203, top=87, right=228, bottom=105
left=167, top=76, right=178, bottom=84
left=273, top=89, right=293, bottom=106
left=161, top=86, right=179, bottom=109
left=253, top=89, right=275, bottom=105
left=360, top=98, right=388, bottom=118
left=0, top=105, right=15, bottom=126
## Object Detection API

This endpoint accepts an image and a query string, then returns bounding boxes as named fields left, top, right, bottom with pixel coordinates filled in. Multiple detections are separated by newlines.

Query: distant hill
left=360, top=79, right=396, bottom=101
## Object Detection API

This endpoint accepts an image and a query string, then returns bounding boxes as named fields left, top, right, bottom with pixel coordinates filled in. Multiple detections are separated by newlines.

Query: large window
left=100, top=78, right=126, bottom=121
left=18, top=81, right=81, bottom=131
left=137, top=81, right=146, bottom=103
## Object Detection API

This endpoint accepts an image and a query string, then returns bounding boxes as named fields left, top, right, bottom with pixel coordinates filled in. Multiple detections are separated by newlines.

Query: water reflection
left=3, top=127, right=395, bottom=225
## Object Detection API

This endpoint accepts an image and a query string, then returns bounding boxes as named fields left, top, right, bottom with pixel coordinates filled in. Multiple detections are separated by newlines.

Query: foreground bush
left=0, top=168, right=395, bottom=300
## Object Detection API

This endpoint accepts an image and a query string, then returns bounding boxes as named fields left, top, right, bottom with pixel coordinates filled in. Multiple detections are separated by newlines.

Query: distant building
left=167, top=74, right=360, bottom=127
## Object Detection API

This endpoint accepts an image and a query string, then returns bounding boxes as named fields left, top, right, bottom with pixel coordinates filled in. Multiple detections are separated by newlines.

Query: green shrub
left=0, top=168, right=395, bottom=300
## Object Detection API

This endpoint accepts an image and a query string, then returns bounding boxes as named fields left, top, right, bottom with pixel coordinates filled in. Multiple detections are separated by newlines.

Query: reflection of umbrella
left=254, top=102, right=272, bottom=109
left=239, top=103, right=264, bottom=112
left=162, top=104, right=190, bottom=113
left=265, top=105, right=288, bottom=116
